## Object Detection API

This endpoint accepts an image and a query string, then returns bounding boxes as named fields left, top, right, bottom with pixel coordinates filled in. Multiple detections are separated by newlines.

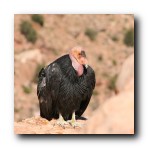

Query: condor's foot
left=57, top=114, right=68, bottom=128
left=68, top=120, right=83, bottom=128
left=68, top=112, right=83, bottom=128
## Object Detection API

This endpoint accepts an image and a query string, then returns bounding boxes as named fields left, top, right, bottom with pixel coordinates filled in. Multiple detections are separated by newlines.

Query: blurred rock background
left=14, top=14, right=134, bottom=134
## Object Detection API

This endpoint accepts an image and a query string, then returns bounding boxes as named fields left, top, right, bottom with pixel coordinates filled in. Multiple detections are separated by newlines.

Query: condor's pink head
left=69, top=46, right=88, bottom=76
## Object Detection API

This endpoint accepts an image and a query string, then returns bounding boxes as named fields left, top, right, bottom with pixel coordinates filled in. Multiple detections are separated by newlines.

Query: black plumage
left=37, top=54, right=95, bottom=121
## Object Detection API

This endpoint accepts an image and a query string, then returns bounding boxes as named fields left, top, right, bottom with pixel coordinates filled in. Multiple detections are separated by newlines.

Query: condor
left=37, top=46, right=95, bottom=127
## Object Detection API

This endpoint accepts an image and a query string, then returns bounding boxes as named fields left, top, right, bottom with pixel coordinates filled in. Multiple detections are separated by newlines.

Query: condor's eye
left=78, top=52, right=82, bottom=56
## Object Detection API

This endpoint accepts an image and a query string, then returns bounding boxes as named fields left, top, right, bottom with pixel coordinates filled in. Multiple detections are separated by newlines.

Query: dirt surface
left=14, top=116, right=85, bottom=134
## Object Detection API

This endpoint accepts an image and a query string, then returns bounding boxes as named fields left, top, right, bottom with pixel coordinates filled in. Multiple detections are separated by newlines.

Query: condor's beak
left=82, top=58, right=88, bottom=69
left=85, top=64, right=88, bottom=69
left=80, top=51, right=88, bottom=68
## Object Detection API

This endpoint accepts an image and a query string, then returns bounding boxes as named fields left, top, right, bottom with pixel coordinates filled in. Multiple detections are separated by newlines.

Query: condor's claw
left=68, top=112, right=83, bottom=128
left=57, top=114, right=68, bottom=128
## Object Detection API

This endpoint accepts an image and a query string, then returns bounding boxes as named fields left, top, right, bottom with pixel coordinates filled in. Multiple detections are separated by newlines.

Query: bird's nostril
left=81, top=51, right=86, bottom=58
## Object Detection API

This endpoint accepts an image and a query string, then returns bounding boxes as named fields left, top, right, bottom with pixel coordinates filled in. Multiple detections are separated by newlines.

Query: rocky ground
left=14, top=14, right=134, bottom=134
left=14, top=117, right=86, bottom=134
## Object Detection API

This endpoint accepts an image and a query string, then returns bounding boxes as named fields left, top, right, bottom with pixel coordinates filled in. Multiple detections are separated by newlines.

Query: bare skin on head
left=69, top=46, right=88, bottom=76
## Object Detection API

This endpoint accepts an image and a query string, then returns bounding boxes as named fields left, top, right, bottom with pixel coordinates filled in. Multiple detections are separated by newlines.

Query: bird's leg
left=57, top=113, right=68, bottom=128
left=68, top=112, right=83, bottom=128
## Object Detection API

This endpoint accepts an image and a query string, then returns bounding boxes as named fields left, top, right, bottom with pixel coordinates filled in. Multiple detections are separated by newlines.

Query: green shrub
left=32, top=14, right=44, bottom=26
left=14, top=107, right=19, bottom=113
left=111, top=36, right=118, bottom=42
left=26, top=28, right=37, bottom=43
left=32, top=63, right=45, bottom=83
left=112, top=59, right=117, bottom=66
left=93, top=90, right=99, bottom=96
left=124, top=28, right=134, bottom=46
left=50, top=48, right=59, bottom=56
left=90, top=99, right=99, bottom=111
left=20, top=21, right=37, bottom=43
left=102, top=72, right=109, bottom=78
left=22, top=85, right=32, bottom=94
left=20, top=21, right=32, bottom=35
left=108, top=74, right=118, bottom=90
left=85, top=28, right=98, bottom=41
left=98, top=55, right=103, bottom=61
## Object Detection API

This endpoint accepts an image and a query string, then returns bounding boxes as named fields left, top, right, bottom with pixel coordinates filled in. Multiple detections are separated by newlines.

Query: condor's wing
left=76, top=66, right=96, bottom=117
left=37, top=63, right=62, bottom=120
